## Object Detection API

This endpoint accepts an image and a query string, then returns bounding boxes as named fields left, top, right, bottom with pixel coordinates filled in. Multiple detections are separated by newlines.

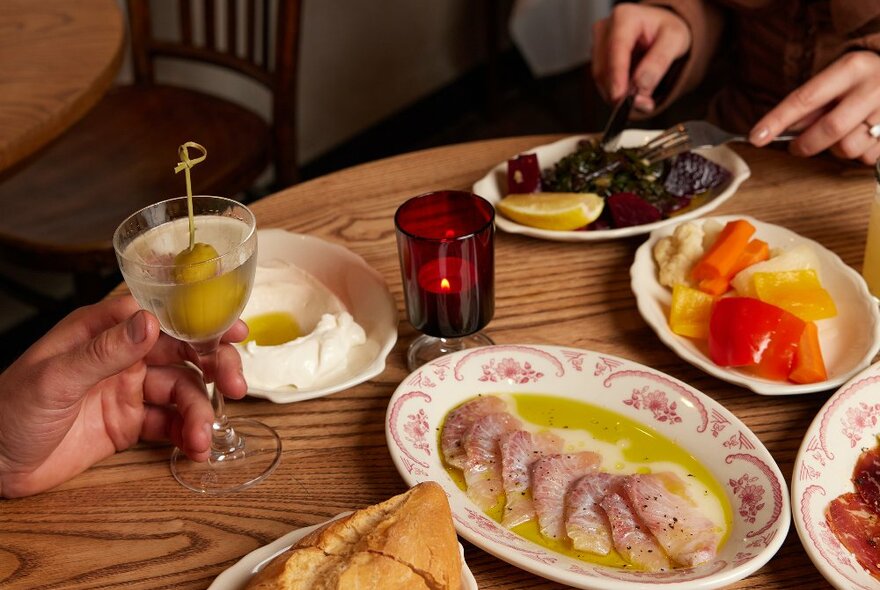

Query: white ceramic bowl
left=792, top=361, right=880, bottom=589
left=207, top=511, right=478, bottom=590
left=385, top=344, right=789, bottom=590
left=471, top=131, right=750, bottom=242
left=240, top=229, right=398, bottom=403
left=631, top=215, right=880, bottom=395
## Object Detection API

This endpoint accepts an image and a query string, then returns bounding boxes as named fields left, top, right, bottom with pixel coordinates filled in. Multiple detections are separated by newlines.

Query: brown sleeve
left=639, top=0, right=727, bottom=115
left=818, top=2, right=880, bottom=75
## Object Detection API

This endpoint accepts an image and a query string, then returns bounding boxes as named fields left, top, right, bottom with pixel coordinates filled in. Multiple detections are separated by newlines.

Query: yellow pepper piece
left=752, top=269, right=837, bottom=321
left=669, top=284, right=716, bottom=339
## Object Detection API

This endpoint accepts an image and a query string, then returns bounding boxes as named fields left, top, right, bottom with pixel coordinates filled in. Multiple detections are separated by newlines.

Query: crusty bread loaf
left=246, top=482, right=460, bottom=590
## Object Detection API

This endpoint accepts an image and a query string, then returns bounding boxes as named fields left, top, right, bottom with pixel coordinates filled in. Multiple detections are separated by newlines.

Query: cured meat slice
left=532, top=452, right=601, bottom=539
left=622, top=473, right=720, bottom=567
left=441, top=395, right=507, bottom=469
left=565, top=472, right=623, bottom=554
left=853, top=445, right=880, bottom=513
left=600, top=486, right=671, bottom=571
left=499, top=430, right=564, bottom=528
left=462, top=412, right=522, bottom=510
left=826, top=492, right=880, bottom=578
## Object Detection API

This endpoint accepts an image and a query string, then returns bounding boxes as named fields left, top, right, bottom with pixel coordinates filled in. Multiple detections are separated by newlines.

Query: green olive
left=170, top=243, right=245, bottom=339
left=173, top=242, right=220, bottom=283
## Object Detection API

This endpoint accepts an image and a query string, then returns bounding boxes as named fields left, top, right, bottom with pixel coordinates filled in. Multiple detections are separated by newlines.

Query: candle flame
left=440, top=278, right=451, bottom=291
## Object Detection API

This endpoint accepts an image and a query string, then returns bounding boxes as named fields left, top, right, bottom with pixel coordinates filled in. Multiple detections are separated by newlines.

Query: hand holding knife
left=600, top=84, right=638, bottom=148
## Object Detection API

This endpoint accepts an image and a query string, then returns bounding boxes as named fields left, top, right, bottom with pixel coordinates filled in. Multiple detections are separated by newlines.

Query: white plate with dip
left=471, top=131, right=750, bottom=242
left=792, top=361, right=880, bottom=590
left=208, top=511, right=478, bottom=590
left=630, top=215, right=880, bottom=395
left=236, top=229, right=397, bottom=403
left=386, top=344, right=789, bottom=590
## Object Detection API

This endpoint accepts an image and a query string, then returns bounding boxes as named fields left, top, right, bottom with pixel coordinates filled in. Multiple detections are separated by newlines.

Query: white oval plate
left=792, top=361, right=880, bottom=590
left=208, top=511, right=479, bottom=590
left=471, top=131, right=750, bottom=242
left=385, top=344, right=789, bottom=590
left=631, top=215, right=880, bottom=395
left=240, top=229, right=398, bottom=403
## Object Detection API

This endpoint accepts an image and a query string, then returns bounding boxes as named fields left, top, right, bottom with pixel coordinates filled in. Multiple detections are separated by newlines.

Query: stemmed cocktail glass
left=113, top=195, right=281, bottom=493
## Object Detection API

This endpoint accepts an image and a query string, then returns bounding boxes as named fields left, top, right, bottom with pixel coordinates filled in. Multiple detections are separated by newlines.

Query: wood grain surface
left=1, top=135, right=874, bottom=589
left=0, top=0, right=123, bottom=173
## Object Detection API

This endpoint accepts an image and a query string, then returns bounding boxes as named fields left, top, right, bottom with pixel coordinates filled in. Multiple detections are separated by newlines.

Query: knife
left=600, top=84, right=637, bottom=148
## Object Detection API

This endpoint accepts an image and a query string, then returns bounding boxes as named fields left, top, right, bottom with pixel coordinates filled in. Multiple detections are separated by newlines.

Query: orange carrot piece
left=698, top=276, right=729, bottom=296
left=728, top=239, right=770, bottom=278
left=692, top=219, right=756, bottom=281
left=789, top=321, right=827, bottom=384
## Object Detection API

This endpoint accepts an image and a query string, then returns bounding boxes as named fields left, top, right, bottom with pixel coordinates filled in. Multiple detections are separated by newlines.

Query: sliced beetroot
left=585, top=218, right=611, bottom=231
left=607, top=192, right=662, bottom=228
left=507, top=153, right=542, bottom=193
left=663, top=152, right=731, bottom=197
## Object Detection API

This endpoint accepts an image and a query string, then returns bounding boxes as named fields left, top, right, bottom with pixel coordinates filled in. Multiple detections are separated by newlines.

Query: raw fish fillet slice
left=565, top=472, right=623, bottom=554
left=499, top=430, right=564, bottom=528
left=462, top=412, right=522, bottom=510
left=532, top=452, right=601, bottom=539
left=826, top=492, right=880, bottom=578
left=601, top=488, right=671, bottom=571
left=622, top=473, right=720, bottom=567
left=441, top=395, right=507, bottom=469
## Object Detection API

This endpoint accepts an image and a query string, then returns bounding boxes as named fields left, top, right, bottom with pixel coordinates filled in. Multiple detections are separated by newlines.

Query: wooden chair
left=0, top=0, right=301, bottom=305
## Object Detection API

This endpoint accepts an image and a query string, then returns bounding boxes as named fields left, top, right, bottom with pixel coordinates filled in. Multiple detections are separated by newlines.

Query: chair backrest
left=127, top=0, right=301, bottom=186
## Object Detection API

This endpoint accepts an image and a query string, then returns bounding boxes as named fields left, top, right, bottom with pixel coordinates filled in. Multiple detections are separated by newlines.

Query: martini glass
left=113, top=196, right=281, bottom=493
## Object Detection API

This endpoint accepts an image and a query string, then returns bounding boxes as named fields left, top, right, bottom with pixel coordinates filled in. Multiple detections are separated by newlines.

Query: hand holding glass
left=114, top=196, right=280, bottom=493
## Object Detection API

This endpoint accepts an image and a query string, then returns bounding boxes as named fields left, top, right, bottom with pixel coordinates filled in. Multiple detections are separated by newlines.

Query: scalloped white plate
left=386, top=344, right=789, bottom=590
left=208, top=511, right=479, bottom=590
left=471, top=131, right=750, bottom=241
left=238, top=229, right=398, bottom=403
left=631, top=215, right=880, bottom=395
left=793, top=361, right=880, bottom=589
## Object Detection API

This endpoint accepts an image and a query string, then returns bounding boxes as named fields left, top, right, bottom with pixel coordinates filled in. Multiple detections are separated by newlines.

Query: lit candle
left=417, top=256, right=473, bottom=295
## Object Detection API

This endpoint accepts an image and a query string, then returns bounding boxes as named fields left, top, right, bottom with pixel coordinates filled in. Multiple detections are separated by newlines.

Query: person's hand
left=749, top=51, right=880, bottom=165
left=0, top=295, right=248, bottom=498
left=591, top=3, right=692, bottom=113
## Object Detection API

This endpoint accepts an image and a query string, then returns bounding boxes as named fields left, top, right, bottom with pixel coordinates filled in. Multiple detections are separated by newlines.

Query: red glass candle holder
left=395, top=190, right=495, bottom=370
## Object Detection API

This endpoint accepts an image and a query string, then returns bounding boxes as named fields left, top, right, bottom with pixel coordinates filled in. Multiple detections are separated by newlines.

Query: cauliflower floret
left=653, top=222, right=706, bottom=288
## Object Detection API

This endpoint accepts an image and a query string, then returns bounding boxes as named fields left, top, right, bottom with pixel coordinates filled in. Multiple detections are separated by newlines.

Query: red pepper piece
left=507, top=154, right=542, bottom=194
left=708, top=297, right=805, bottom=380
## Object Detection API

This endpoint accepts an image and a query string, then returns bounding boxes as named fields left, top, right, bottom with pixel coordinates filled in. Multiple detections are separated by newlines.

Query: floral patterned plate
left=385, top=344, right=789, bottom=590
left=792, top=361, right=880, bottom=589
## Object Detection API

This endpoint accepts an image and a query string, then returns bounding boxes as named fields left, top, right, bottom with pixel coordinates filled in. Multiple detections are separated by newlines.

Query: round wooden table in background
left=0, top=0, right=124, bottom=174
left=0, top=135, right=875, bottom=589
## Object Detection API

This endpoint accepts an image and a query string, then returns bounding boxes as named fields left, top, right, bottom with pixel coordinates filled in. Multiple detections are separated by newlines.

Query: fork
left=638, top=120, right=797, bottom=165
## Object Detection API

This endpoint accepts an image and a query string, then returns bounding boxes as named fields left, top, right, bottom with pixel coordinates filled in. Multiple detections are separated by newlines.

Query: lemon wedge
left=497, top=193, right=604, bottom=231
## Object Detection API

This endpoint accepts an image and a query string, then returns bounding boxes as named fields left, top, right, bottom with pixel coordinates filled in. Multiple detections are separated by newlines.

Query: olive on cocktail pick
left=167, top=142, right=246, bottom=338
left=174, top=242, right=220, bottom=283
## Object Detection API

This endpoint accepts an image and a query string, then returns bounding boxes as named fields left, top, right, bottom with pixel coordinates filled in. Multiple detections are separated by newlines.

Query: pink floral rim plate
left=792, top=360, right=880, bottom=589
left=632, top=215, right=880, bottom=395
left=385, top=344, right=789, bottom=590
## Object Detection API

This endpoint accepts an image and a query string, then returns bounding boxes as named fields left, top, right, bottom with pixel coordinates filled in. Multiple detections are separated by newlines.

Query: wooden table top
left=0, top=0, right=124, bottom=174
left=2, top=135, right=874, bottom=589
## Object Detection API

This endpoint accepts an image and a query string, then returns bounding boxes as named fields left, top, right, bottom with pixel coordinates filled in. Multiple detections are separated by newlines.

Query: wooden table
left=1, top=136, right=874, bottom=588
left=0, top=0, right=124, bottom=174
